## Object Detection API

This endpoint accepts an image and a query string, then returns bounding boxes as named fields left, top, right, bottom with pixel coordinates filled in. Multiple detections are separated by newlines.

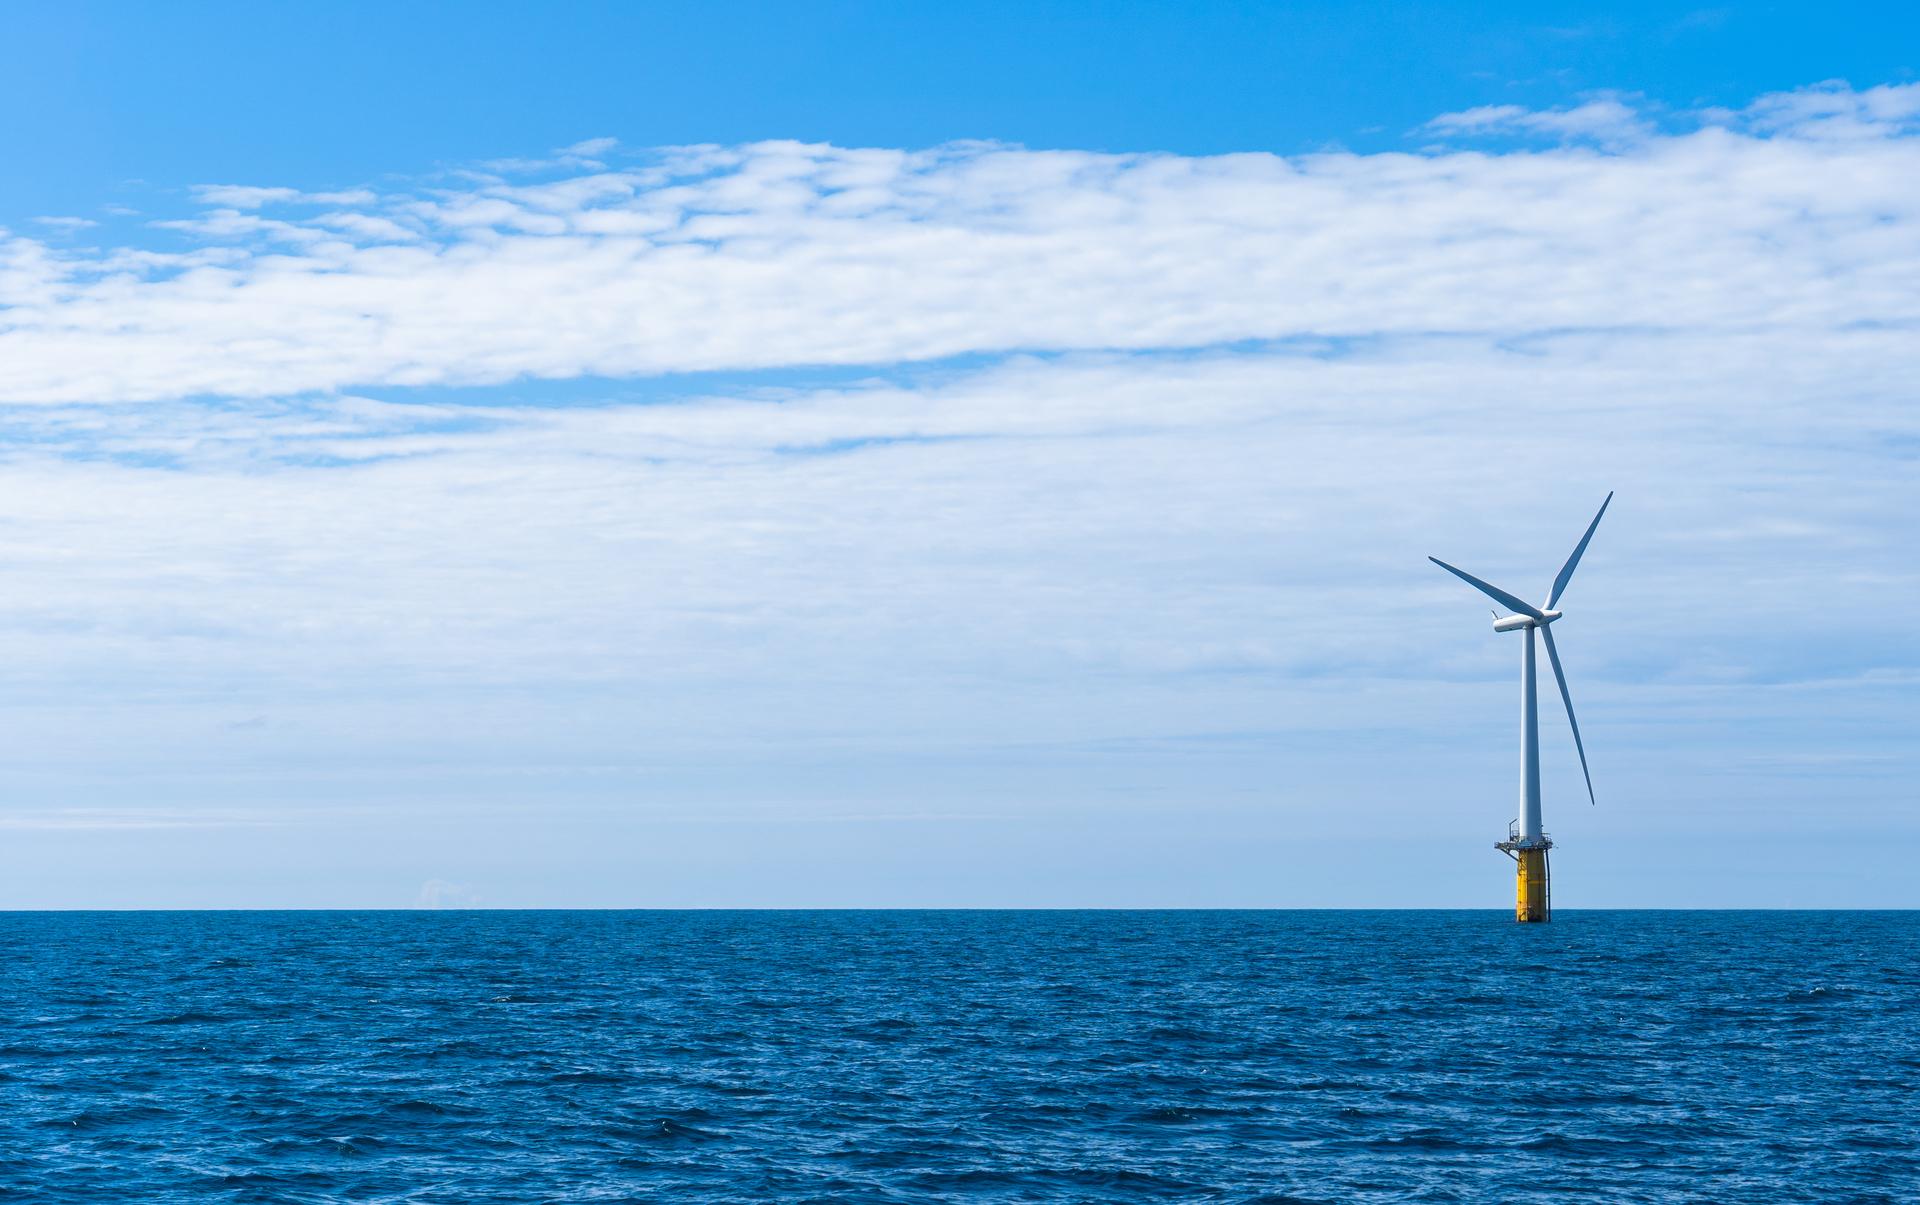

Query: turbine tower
left=1430, top=494, right=1611, bottom=923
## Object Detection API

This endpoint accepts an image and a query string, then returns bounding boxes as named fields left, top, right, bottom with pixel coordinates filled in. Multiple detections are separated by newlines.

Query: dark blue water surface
left=2, top=911, right=1916, bottom=1203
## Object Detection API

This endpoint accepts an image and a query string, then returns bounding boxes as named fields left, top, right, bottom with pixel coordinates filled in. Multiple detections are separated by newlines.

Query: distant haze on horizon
left=0, top=2, right=1913, bottom=907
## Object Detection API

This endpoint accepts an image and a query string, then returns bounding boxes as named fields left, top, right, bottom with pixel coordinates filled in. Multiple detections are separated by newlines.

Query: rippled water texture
left=3, top=911, right=1916, bottom=1202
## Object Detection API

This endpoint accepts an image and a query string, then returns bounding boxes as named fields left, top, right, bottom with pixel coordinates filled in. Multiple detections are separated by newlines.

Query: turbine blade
left=1547, top=491, right=1613, bottom=609
left=1539, top=625, right=1595, bottom=806
left=1428, top=557, right=1546, bottom=620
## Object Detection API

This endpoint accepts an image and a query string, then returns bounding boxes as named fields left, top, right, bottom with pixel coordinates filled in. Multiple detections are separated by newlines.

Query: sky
left=0, top=2, right=1915, bottom=908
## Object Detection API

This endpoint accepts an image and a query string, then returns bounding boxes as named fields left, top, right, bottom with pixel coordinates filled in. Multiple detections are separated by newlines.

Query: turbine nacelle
left=1493, top=610, right=1560, bottom=632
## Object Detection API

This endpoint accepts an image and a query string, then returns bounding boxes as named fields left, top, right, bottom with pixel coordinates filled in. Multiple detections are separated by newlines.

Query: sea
left=2, top=910, right=1914, bottom=1203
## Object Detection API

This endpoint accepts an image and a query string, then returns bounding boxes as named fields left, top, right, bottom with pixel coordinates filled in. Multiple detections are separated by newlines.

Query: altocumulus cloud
left=0, top=82, right=1912, bottom=885
left=1, top=83, right=1917, bottom=404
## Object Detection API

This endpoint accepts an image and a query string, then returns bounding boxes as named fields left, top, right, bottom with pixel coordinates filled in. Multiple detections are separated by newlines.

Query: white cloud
left=478, top=136, right=623, bottom=176
left=0, top=84, right=1915, bottom=405
left=191, top=184, right=304, bottom=208
left=1425, top=97, right=1650, bottom=144
left=1433, top=82, right=1920, bottom=147
left=190, top=184, right=380, bottom=208
left=308, top=211, right=420, bottom=243
left=1423, top=103, right=1530, bottom=131
left=31, top=216, right=98, bottom=231
left=0, top=336, right=1905, bottom=705
left=1730, top=80, right=1920, bottom=140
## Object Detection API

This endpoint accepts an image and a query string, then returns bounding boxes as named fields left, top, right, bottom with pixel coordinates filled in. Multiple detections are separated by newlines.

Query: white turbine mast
left=1429, top=492, right=1611, bottom=922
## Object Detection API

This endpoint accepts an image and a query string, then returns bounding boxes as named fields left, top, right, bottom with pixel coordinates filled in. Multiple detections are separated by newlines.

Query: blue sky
left=0, top=3, right=1915, bottom=907
left=5, top=1, right=1912, bottom=206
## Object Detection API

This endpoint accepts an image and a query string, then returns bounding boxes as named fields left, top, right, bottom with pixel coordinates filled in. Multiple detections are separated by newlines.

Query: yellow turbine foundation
left=1515, top=848, right=1550, bottom=923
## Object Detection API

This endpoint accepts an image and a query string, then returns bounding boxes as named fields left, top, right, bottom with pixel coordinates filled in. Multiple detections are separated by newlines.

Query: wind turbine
left=1430, top=493, right=1611, bottom=923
